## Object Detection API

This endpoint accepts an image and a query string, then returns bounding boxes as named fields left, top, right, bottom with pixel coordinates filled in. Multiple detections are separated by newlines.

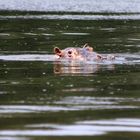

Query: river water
left=0, top=0, right=140, bottom=140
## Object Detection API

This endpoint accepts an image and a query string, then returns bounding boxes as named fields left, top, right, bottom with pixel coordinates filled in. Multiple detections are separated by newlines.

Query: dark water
left=0, top=11, right=140, bottom=140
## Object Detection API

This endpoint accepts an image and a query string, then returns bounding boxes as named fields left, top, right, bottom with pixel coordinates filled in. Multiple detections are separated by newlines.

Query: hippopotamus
left=54, top=43, right=115, bottom=61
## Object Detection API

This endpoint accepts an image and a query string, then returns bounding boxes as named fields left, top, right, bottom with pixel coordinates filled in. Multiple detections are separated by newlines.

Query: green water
left=0, top=12, right=140, bottom=140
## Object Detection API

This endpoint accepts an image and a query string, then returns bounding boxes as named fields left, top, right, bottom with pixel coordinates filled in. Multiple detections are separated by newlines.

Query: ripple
left=54, top=96, right=140, bottom=110
left=0, top=53, right=139, bottom=65
left=0, top=105, right=79, bottom=113
left=0, top=0, right=140, bottom=13
left=0, top=33, right=10, bottom=36
left=100, top=27, right=116, bottom=32
left=23, top=33, right=37, bottom=36
left=55, top=96, right=117, bottom=105
left=0, top=118, right=140, bottom=136
left=62, top=87, right=96, bottom=92
left=0, top=137, right=28, bottom=140
left=0, top=91, right=8, bottom=95
left=78, top=118, right=140, bottom=126
left=0, top=54, right=56, bottom=61
left=0, top=129, right=104, bottom=136
left=62, top=32, right=90, bottom=35
left=1, top=14, right=140, bottom=20
left=0, top=98, right=139, bottom=114
left=42, top=33, right=55, bottom=36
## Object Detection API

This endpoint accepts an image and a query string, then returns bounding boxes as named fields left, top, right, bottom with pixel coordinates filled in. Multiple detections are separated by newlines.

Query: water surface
left=0, top=2, right=140, bottom=140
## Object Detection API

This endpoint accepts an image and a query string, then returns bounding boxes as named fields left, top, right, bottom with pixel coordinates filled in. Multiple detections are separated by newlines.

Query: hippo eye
left=68, top=51, right=72, bottom=54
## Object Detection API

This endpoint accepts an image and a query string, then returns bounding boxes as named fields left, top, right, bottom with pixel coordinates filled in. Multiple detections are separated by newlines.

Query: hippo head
left=54, top=43, right=96, bottom=60
left=54, top=47, right=79, bottom=59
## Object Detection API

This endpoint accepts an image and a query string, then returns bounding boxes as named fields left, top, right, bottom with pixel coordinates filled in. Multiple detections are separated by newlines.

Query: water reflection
left=54, top=61, right=115, bottom=74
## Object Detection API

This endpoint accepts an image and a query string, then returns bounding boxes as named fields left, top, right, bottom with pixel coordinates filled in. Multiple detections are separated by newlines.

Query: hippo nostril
left=68, top=51, right=72, bottom=54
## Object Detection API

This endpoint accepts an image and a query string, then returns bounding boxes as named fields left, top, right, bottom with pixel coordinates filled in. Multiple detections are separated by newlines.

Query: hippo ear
left=83, top=43, right=89, bottom=48
left=83, top=43, right=93, bottom=52
left=54, top=47, right=63, bottom=57
left=54, top=47, right=61, bottom=54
